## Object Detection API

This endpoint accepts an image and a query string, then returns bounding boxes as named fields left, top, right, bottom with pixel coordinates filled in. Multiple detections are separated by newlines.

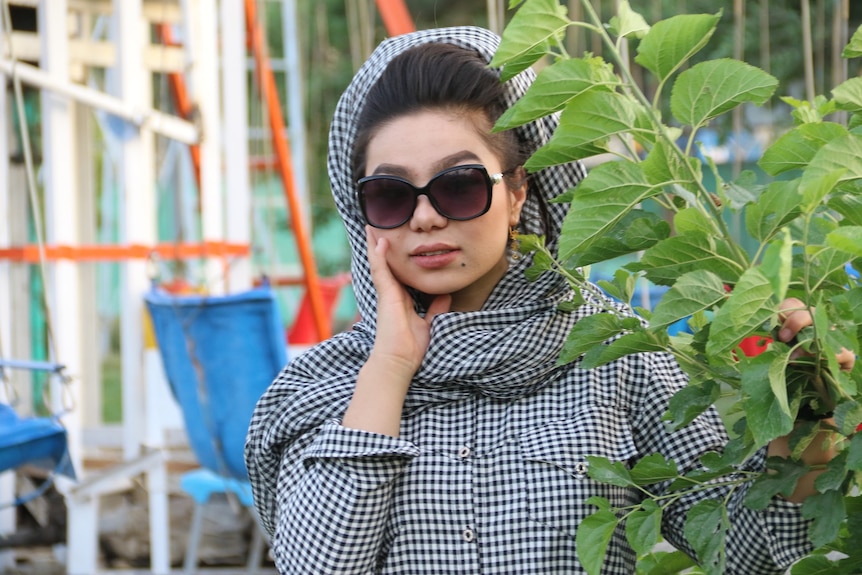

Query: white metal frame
left=0, top=0, right=313, bottom=571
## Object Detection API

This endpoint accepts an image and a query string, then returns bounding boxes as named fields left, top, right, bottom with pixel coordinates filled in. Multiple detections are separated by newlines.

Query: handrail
left=0, top=241, right=250, bottom=262
left=0, top=57, right=199, bottom=144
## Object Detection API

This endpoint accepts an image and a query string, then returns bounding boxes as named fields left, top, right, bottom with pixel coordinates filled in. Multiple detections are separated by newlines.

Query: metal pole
left=283, top=0, right=310, bottom=233
left=188, top=0, right=225, bottom=293
left=39, top=0, right=83, bottom=474
left=801, top=0, right=816, bottom=102
left=222, top=0, right=252, bottom=291
left=0, top=13, right=15, bottom=570
left=0, top=58, right=199, bottom=144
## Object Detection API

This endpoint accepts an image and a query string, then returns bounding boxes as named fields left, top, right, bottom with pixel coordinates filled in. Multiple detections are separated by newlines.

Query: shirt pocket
left=519, top=405, right=638, bottom=537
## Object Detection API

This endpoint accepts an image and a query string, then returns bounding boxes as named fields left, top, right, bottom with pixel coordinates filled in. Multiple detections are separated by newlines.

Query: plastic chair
left=0, top=359, right=76, bottom=508
left=144, top=285, right=287, bottom=574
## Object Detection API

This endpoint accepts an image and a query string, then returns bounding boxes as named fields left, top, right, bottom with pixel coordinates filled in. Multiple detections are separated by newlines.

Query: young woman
left=245, top=27, right=850, bottom=574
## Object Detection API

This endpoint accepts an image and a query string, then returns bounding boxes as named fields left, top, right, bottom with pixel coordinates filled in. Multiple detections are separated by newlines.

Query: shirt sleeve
left=270, top=420, right=420, bottom=574
left=631, top=352, right=814, bottom=574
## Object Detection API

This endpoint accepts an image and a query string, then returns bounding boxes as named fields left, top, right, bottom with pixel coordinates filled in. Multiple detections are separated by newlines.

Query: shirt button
left=462, top=527, right=475, bottom=542
left=458, top=446, right=471, bottom=459
left=575, top=461, right=588, bottom=475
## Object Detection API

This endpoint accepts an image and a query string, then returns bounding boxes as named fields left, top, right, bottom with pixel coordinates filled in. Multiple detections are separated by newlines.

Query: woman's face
left=362, top=108, right=526, bottom=312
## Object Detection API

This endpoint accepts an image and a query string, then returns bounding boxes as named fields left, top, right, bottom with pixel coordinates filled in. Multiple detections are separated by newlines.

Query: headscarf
left=246, top=26, right=589, bottom=536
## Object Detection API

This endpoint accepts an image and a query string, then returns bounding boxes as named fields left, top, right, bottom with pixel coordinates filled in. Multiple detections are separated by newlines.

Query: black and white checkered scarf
left=246, top=26, right=589, bottom=535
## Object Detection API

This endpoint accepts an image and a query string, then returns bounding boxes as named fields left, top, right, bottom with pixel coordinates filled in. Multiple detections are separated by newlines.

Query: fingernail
left=779, top=328, right=792, bottom=342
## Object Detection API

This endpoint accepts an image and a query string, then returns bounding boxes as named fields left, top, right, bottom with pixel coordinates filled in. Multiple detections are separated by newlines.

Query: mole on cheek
left=461, top=263, right=466, bottom=267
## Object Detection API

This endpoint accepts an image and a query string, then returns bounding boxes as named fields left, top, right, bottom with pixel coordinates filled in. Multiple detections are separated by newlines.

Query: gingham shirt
left=246, top=27, right=814, bottom=574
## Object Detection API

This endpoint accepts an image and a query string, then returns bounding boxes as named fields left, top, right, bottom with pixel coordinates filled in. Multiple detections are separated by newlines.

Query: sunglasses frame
left=357, top=164, right=504, bottom=229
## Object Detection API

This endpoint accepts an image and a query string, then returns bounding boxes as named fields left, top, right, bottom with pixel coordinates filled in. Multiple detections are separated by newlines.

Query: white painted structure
left=0, top=0, right=306, bottom=572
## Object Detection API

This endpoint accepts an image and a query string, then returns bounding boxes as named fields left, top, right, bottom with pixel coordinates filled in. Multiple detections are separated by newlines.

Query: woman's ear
left=508, top=166, right=528, bottom=226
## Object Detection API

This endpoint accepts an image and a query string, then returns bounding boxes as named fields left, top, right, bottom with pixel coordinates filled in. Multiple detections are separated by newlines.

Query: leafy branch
left=495, top=0, right=862, bottom=573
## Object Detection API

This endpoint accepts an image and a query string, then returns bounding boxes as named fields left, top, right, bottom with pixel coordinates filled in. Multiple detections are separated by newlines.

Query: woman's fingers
left=837, top=347, right=856, bottom=372
left=366, top=226, right=398, bottom=294
left=777, top=297, right=855, bottom=371
left=777, top=297, right=809, bottom=342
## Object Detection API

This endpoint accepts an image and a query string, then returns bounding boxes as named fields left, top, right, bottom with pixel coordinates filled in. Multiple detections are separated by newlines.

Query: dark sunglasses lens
left=430, top=167, right=490, bottom=220
left=360, top=178, right=415, bottom=228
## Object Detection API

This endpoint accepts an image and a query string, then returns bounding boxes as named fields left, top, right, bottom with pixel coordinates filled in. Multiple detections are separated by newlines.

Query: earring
left=509, top=226, right=521, bottom=261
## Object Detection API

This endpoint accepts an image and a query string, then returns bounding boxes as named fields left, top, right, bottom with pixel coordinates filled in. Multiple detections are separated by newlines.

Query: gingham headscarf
left=246, top=26, right=588, bottom=536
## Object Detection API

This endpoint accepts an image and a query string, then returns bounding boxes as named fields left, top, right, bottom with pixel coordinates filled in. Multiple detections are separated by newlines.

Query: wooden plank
left=3, top=31, right=186, bottom=72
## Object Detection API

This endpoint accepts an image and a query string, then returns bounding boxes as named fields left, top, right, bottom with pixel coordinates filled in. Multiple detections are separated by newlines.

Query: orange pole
left=158, top=24, right=202, bottom=191
left=0, top=241, right=250, bottom=262
left=244, top=0, right=330, bottom=341
left=374, top=0, right=416, bottom=36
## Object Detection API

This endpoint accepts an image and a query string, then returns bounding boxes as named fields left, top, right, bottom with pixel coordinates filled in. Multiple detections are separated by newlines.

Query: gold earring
left=509, top=226, right=521, bottom=261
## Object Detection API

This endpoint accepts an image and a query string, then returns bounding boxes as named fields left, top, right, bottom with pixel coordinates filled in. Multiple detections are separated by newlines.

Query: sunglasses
left=357, top=164, right=504, bottom=229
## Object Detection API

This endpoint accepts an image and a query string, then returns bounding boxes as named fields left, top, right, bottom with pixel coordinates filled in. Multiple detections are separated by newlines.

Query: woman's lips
left=410, top=246, right=459, bottom=269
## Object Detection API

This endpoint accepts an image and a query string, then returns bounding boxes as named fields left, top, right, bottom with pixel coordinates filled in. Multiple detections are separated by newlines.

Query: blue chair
left=0, top=359, right=75, bottom=508
left=144, top=285, right=287, bottom=573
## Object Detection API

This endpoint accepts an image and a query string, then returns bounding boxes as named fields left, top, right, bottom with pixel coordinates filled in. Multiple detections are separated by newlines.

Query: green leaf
left=744, top=457, right=809, bottom=509
left=801, top=490, right=846, bottom=548
left=557, top=161, right=656, bottom=260
left=674, top=207, right=714, bottom=236
left=848, top=433, right=862, bottom=471
left=759, top=122, right=848, bottom=176
left=625, top=500, right=661, bottom=556
left=832, top=77, right=862, bottom=112
left=558, top=313, right=624, bottom=364
left=800, top=169, right=847, bottom=212
left=630, top=453, right=679, bottom=486
left=627, top=233, right=744, bottom=287
left=575, top=509, right=618, bottom=575
left=526, top=91, right=638, bottom=170
left=608, top=1, right=650, bottom=40
left=664, top=380, right=721, bottom=430
left=495, top=57, right=617, bottom=129
left=586, top=455, right=633, bottom=487
left=745, top=179, right=803, bottom=242
left=684, top=499, right=727, bottom=572
left=827, top=226, right=862, bottom=257
left=813, top=451, right=849, bottom=493
left=706, top=267, right=776, bottom=360
left=671, top=59, right=778, bottom=129
left=580, top=329, right=669, bottom=369
left=596, top=268, right=636, bottom=303
left=829, top=195, right=862, bottom=227
left=637, top=550, right=699, bottom=575
left=834, top=401, right=862, bottom=436
left=491, top=0, right=569, bottom=80
left=722, top=170, right=762, bottom=209
left=650, top=270, right=726, bottom=328
left=800, top=133, right=862, bottom=204
left=635, top=13, right=721, bottom=82
left=790, top=554, right=841, bottom=575
left=843, top=23, right=862, bottom=58
left=740, top=350, right=794, bottom=445
left=641, top=138, right=702, bottom=193
left=568, top=210, right=670, bottom=267
left=760, top=231, right=793, bottom=303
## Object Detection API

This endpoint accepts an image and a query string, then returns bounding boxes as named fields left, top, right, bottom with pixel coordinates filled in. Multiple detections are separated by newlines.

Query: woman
left=246, top=27, right=842, bottom=573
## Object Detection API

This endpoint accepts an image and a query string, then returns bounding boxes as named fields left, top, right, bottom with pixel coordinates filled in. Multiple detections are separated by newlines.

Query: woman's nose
left=409, top=194, right=447, bottom=230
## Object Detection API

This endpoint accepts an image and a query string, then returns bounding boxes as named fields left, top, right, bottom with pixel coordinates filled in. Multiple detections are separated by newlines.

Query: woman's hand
left=341, top=227, right=450, bottom=436
left=365, top=226, right=451, bottom=377
left=776, top=297, right=856, bottom=371
left=767, top=297, right=853, bottom=503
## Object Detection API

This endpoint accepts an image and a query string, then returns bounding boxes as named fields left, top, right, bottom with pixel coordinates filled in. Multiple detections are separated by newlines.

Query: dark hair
left=352, top=42, right=550, bottom=234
